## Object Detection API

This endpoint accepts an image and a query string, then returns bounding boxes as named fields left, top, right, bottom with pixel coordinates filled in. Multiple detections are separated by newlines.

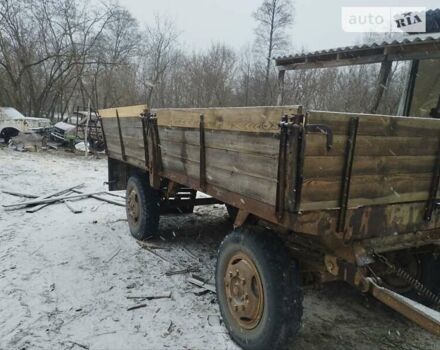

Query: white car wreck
left=0, top=107, right=51, bottom=143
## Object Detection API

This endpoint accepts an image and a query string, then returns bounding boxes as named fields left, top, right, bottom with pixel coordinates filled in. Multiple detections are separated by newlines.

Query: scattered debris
left=137, top=244, right=172, bottom=264
left=162, top=321, right=175, bottom=338
left=182, top=246, right=199, bottom=261
left=193, top=288, right=210, bottom=296
left=104, top=191, right=126, bottom=199
left=126, top=291, right=172, bottom=302
left=65, top=340, right=89, bottom=349
left=24, top=184, right=84, bottom=213
left=207, top=315, right=221, bottom=327
left=127, top=304, right=147, bottom=312
left=187, top=276, right=216, bottom=293
left=105, top=248, right=121, bottom=263
left=71, top=189, right=125, bottom=207
left=108, top=218, right=128, bottom=224
left=64, top=200, right=82, bottom=214
left=1, top=190, right=38, bottom=198
left=136, top=240, right=166, bottom=250
left=165, top=266, right=200, bottom=276
left=3, top=191, right=105, bottom=209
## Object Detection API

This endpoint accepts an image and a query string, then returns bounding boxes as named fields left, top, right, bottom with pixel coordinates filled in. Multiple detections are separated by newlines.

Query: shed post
left=370, top=59, right=392, bottom=114
left=277, top=69, right=286, bottom=106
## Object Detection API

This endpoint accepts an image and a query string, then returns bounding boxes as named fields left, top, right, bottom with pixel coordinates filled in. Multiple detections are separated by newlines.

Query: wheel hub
left=127, top=189, right=140, bottom=224
left=224, top=252, right=264, bottom=330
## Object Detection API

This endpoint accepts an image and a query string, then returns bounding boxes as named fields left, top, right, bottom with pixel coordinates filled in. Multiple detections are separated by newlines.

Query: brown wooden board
left=153, top=106, right=301, bottom=132
left=300, top=111, right=440, bottom=211
left=99, top=106, right=288, bottom=207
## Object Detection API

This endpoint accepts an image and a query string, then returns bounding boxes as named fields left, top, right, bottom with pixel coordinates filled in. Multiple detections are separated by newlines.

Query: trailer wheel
left=126, top=175, right=160, bottom=240
left=216, top=228, right=303, bottom=350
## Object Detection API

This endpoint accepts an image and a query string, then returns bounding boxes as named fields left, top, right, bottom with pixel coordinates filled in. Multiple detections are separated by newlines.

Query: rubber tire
left=126, top=175, right=160, bottom=240
left=216, top=227, right=303, bottom=350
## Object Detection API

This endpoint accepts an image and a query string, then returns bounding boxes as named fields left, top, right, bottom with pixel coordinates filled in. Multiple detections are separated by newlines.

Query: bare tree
left=138, top=15, right=179, bottom=107
left=253, top=0, right=294, bottom=104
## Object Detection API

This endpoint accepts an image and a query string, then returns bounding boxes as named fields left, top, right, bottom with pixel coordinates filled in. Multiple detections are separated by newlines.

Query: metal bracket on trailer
left=425, top=138, right=440, bottom=222
left=304, top=123, right=333, bottom=151
left=115, top=109, right=127, bottom=161
left=199, top=114, right=207, bottom=192
left=140, top=112, right=162, bottom=190
left=276, top=115, right=304, bottom=219
left=140, top=109, right=150, bottom=170
left=338, top=117, right=359, bottom=233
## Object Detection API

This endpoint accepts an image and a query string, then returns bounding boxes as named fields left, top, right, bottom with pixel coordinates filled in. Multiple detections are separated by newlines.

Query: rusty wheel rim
left=127, top=189, right=140, bottom=225
left=224, top=251, right=264, bottom=330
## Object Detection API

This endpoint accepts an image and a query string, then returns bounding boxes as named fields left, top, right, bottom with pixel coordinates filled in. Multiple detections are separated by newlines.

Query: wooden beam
left=370, top=60, right=392, bottom=113
left=3, top=191, right=105, bottom=208
left=276, top=70, right=286, bottom=106
left=99, top=104, right=148, bottom=118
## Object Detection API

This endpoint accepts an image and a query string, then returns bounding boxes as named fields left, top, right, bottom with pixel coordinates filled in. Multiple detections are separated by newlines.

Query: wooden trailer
left=99, top=37, right=440, bottom=350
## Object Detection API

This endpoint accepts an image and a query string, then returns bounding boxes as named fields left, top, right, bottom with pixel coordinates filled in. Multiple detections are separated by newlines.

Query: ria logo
left=342, top=7, right=426, bottom=33
left=395, top=12, right=423, bottom=28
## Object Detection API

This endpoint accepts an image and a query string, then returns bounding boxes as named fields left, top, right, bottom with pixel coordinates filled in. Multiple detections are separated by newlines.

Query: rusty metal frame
left=276, top=115, right=289, bottom=219
left=199, top=114, right=207, bottom=192
left=140, top=109, right=150, bottom=170
left=146, top=113, right=162, bottom=189
left=338, top=117, right=359, bottom=233
left=425, top=138, right=440, bottom=221
left=294, top=119, right=306, bottom=212
left=115, top=109, right=126, bottom=161
left=304, top=123, right=333, bottom=151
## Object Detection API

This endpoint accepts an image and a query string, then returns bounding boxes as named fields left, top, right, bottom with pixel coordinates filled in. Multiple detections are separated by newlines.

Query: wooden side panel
left=159, top=127, right=279, bottom=205
left=118, top=117, right=145, bottom=163
left=101, top=117, right=122, bottom=159
left=99, top=105, right=288, bottom=207
left=300, top=111, right=440, bottom=211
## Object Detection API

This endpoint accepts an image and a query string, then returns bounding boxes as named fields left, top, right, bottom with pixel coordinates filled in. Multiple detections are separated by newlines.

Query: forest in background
left=0, top=0, right=407, bottom=119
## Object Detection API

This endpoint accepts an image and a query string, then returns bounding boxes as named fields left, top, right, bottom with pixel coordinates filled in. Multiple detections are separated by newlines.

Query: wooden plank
left=153, top=106, right=301, bottom=132
left=99, top=104, right=148, bottom=118
left=160, top=140, right=278, bottom=181
left=305, top=134, right=440, bottom=157
left=2, top=190, right=38, bottom=198
left=25, top=184, right=84, bottom=213
left=159, top=127, right=280, bottom=156
left=161, top=154, right=277, bottom=205
left=300, top=173, right=435, bottom=210
left=306, top=111, right=440, bottom=137
left=303, top=155, right=437, bottom=178
left=4, top=191, right=105, bottom=208
left=64, top=200, right=82, bottom=214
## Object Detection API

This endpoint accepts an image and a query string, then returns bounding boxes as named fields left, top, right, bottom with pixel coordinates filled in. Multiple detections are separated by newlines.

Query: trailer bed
left=99, top=104, right=440, bottom=240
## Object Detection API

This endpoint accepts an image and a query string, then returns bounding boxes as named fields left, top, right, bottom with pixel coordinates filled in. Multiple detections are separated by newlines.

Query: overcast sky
left=118, top=0, right=440, bottom=54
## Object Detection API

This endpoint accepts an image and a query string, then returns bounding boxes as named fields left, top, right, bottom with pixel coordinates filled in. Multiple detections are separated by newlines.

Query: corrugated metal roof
left=275, top=35, right=440, bottom=63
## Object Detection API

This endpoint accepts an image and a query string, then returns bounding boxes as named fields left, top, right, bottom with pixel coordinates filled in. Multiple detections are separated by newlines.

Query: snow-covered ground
left=0, top=148, right=438, bottom=350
